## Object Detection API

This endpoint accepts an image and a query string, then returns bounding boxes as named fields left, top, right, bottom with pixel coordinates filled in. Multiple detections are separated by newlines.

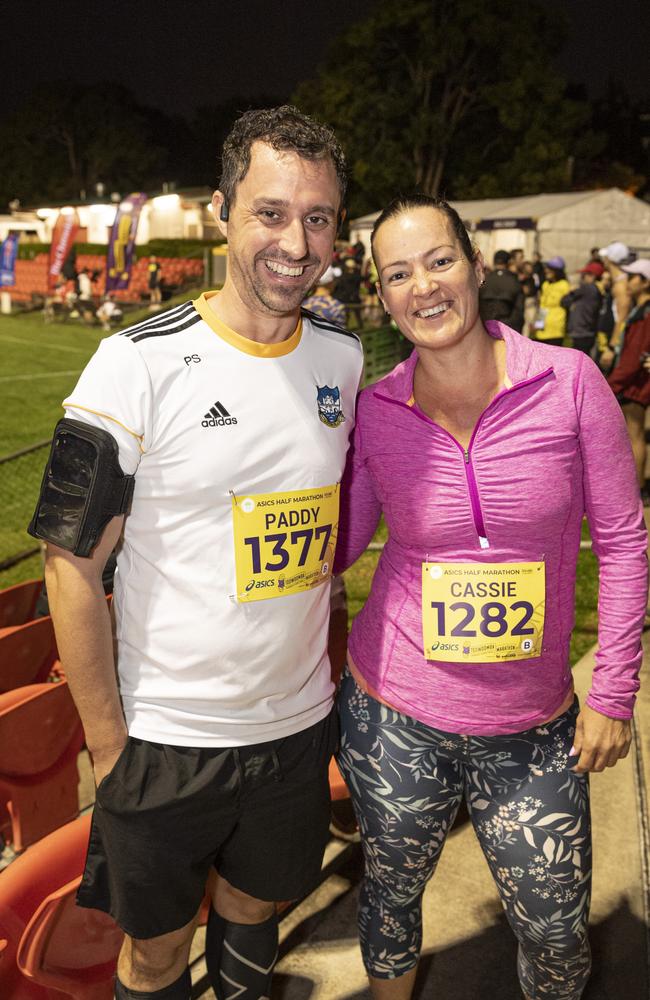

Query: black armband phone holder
left=28, top=418, right=135, bottom=557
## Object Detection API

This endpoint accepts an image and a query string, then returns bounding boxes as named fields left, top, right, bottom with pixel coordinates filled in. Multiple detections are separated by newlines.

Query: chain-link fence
left=0, top=441, right=50, bottom=571
left=360, top=325, right=407, bottom=385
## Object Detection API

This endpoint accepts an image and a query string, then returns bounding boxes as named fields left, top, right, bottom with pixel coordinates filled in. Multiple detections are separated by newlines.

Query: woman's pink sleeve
left=577, top=354, right=648, bottom=718
left=334, top=398, right=382, bottom=574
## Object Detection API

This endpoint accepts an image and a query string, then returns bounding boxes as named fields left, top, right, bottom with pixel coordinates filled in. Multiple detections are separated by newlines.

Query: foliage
left=293, top=0, right=603, bottom=217
left=143, top=238, right=225, bottom=258
left=18, top=243, right=108, bottom=260
left=17, top=239, right=225, bottom=262
left=0, top=82, right=191, bottom=211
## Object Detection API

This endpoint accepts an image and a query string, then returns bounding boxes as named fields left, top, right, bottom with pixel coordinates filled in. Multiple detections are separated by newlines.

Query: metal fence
left=360, top=324, right=407, bottom=385
left=0, top=440, right=50, bottom=571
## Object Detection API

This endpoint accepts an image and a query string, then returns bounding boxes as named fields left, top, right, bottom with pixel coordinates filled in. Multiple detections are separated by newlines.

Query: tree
left=0, top=82, right=182, bottom=209
left=293, top=0, right=600, bottom=216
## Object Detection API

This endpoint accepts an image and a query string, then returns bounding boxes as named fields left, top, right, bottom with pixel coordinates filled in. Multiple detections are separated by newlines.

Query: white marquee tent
left=350, top=188, right=650, bottom=275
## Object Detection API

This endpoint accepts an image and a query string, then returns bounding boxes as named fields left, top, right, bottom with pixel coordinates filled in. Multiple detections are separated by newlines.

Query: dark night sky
left=2, top=0, right=647, bottom=123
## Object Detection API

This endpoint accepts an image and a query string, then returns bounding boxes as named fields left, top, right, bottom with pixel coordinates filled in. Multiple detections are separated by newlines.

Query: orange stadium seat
left=328, top=758, right=350, bottom=802
left=0, top=814, right=123, bottom=1000
left=0, top=616, right=59, bottom=692
left=0, top=579, right=42, bottom=629
left=0, top=681, right=83, bottom=852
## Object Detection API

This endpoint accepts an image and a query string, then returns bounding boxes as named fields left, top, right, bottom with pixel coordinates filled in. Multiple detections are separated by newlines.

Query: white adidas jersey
left=63, top=292, right=363, bottom=746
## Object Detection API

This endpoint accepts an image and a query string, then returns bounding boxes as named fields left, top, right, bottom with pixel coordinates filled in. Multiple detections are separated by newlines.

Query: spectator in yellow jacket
left=534, top=256, right=570, bottom=345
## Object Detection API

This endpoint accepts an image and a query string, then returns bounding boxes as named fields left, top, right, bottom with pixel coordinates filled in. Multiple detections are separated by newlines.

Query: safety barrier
left=0, top=441, right=50, bottom=572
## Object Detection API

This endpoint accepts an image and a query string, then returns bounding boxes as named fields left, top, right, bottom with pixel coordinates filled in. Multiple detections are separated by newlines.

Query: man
left=302, top=264, right=345, bottom=324
left=479, top=249, right=524, bottom=332
left=74, top=267, right=95, bottom=322
left=599, top=241, right=634, bottom=366
left=560, top=260, right=603, bottom=354
left=607, top=259, right=650, bottom=494
left=333, top=256, right=363, bottom=329
left=29, top=106, right=363, bottom=1000
left=96, top=292, right=123, bottom=332
left=147, top=254, right=162, bottom=309
left=508, top=247, right=524, bottom=274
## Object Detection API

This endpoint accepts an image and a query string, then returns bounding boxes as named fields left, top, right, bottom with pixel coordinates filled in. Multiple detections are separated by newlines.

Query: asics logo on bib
left=202, top=401, right=238, bottom=427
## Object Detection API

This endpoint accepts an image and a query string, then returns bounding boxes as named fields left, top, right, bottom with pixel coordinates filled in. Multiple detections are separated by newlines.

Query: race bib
left=232, top=484, right=339, bottom=602
left=422, top=561, right=545, bottom=662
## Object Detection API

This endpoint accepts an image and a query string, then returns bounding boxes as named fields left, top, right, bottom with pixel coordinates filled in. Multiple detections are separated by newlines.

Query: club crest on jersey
left=317, top=385, right=345, bottom=428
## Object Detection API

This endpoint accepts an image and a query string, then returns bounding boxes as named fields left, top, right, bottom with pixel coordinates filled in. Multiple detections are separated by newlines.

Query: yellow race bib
left=232, top=484, right=339, bottom=602
left=422, top=561, right=545, bottom=662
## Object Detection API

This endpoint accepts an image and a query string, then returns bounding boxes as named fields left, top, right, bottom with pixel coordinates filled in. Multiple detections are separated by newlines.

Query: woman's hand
left=571, top=704, right=631, bottom=773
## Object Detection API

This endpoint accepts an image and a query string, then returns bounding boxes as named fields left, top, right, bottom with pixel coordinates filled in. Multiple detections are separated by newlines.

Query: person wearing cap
left=533, top=256, right=570, bottom=345
left=598, top=241, right=633, bottom=343
left=302, top=265, right=346, bottom=325
left=607, top=259, right=650, bottom=495
left=479, top=250, right=524, bottom=332
left=561, top=262, right=603, bottom=355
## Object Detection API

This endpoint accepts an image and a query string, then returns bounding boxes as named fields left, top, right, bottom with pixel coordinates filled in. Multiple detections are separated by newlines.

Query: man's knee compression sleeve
left=206, top=905, right=278, bottom=1000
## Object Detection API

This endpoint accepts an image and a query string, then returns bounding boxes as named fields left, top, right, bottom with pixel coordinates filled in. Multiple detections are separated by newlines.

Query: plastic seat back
left=0, top=579, right=42, bottom=629
left=0, top=682, right=82, bottom=775
left=0, top=816, right=118, bottom=999
left=329, top=757, right=349, bottom=801
left=17, top=879, right=123, bottom=999
left=0, top=682, right=83, bottom=851
left=0, top=616, right=58, bottom=693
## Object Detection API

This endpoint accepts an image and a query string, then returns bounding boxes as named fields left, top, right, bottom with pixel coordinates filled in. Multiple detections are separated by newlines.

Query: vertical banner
left=48, top=209, right=80, bottom=291
left=105, top=193, right=147, bottom=292
left=0, top=232, right=20, bottom=287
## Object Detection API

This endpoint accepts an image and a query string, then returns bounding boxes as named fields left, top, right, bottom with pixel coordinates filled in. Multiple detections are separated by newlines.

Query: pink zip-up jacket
left=334, top=322, right=647, bottom=734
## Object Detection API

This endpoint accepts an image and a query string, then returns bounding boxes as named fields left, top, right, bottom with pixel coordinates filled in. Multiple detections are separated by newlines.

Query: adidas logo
left=201, top=401, right=238, bottom=427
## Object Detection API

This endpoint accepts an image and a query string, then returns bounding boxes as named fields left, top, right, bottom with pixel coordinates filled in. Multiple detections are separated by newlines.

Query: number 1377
left=244, top=524, right=333, bottom=573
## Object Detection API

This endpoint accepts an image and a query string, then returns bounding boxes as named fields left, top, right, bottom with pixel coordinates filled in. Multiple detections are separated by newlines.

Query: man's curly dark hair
left=219, top=105, right=347, bottom=208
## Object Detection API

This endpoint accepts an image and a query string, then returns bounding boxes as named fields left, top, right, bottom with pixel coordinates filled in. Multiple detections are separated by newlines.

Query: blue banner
left=0, top=232, right=19, bottom=287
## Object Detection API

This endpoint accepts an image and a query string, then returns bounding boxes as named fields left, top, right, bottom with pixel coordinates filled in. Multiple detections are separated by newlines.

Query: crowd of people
left=302, top=238, right=384, bottom=329
left=44, top=254, right=165, bottom=329
left=28, top=103, right=648, bottom=1000
left=479, top=242, right=650, bottom=500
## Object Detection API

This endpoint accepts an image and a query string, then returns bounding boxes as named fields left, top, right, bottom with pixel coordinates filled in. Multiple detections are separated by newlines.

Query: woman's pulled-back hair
left=219, top=105, right=347, bottom=207
left=371, top=194, right=475, bottom=267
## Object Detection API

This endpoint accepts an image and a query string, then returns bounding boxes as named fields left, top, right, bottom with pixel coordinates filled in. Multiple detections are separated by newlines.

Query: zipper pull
left=464, top=448, right=470, bottom=464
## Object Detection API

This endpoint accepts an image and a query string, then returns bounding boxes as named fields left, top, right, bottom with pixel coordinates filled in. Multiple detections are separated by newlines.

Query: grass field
left=0, top=302, right=599, bottom=665
left=0, top=296, right=196, bottom=455
left=0, top=294, right=198, bottom=579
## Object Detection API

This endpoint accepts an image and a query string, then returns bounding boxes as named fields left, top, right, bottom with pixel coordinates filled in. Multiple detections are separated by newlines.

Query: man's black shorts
left=77, top=708, right=338, bottom=939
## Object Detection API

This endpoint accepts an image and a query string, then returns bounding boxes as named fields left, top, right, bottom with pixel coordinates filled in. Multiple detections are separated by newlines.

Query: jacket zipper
left=374, top=367, right=553, bottom=549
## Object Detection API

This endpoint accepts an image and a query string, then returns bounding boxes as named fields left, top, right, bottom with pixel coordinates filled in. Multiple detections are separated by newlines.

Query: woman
left=606, top=259, right=650, bottom=492
left=534, top=256, right=570, bottom=345
left=334, top=195, right=647, bottom=1000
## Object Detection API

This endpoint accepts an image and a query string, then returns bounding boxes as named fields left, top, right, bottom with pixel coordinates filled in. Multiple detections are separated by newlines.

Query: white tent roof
left=350, top=188, right=650, bottom=275
left=352, top=188, right=650, bottom=230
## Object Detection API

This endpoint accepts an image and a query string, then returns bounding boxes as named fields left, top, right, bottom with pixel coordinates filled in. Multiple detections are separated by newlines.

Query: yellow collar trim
left=193, top=291, right=302, bottom=358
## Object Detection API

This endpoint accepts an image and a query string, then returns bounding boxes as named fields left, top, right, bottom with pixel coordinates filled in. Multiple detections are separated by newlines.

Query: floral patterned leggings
left=337, top=668, right=592, bottom=999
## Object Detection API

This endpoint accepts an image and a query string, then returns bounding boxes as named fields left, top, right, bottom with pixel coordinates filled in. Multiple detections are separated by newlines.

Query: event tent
left=350, top=188, right=650, bottom=274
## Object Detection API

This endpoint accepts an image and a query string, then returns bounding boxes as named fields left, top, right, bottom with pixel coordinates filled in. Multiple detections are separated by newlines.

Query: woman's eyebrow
left=380, top=244, right=456, bottom=274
